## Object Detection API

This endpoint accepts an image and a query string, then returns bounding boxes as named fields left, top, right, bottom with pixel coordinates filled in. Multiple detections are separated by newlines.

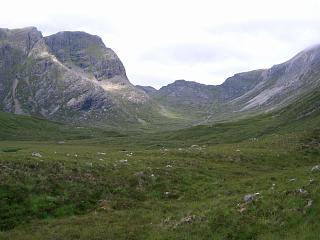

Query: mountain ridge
left=1, top=26, right=320, bottom=128
left=140, top=46, right=320, bottom=123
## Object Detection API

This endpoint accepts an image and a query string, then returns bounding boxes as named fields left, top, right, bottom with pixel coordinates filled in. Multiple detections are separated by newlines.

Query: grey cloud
left=140, top=43, right=251, bottom=65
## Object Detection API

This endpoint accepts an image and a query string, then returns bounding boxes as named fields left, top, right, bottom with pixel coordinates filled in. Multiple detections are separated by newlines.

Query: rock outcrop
left=0, top=27, right=157, bottom=126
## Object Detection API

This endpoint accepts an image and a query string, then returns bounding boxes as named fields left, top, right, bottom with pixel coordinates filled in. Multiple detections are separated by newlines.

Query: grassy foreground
left=0, top=91, right=319, bottom=239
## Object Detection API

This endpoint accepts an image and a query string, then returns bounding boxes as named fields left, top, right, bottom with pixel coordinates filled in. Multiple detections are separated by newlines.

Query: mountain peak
left=44, top=30, right=128, bottom=82
left=0, top=26, right=42, bottom=54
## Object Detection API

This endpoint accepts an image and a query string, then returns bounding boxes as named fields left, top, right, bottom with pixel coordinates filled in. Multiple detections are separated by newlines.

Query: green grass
left=0, top=89, right=319, bottom=239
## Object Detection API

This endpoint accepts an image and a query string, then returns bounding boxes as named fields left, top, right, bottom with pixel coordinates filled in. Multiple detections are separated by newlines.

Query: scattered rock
left=118, top=159, right=128, bottom=164
left=238, top=207, right=246, bottom=213
left=97, top=152, right=106, bottom=155
left=180, top=215, right=196, bottom=224
left=236, top=149, right=241, bottom=152
left=306, top=199, right=313, bottom=208
left=244, top=192, right=260, bottom=203
left=296, top=188, right=307, bottom=194
left=166, top=165, right=173, bottom=168
left=32, top=152, right=42, bottom=158
left=58, top=141, right=65, bottom=144
left=311, top=165, right=320, bottom=172
left=98, top=199, right=110, bottom=211
left=288, top=178, right=297, bottom=182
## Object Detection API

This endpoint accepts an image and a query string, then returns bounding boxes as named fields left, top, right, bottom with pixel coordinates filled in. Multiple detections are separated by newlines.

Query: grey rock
left=311, top=165, right=320, bottom=172
left=296, top=188, right=308, bottom=194
left=244, top=192, right=260, bottom=203
left=243, top=194, right=255, bottom=203
left=32, top=152, right=42, bottom=157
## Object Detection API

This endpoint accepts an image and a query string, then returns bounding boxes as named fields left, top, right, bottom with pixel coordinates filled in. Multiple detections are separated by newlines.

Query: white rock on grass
left=118, top=159, right=128, bottom=164
left=306, top=199, right=313, bottom=208
left=32, top=152, right=42, bottom=158
left=296, top=188, right=307, bottom=194
left=311, top=165, right=320, bottom=172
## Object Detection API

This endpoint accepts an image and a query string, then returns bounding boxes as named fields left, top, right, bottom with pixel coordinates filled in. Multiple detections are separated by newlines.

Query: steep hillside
left=0, top=27, right=170, bottom=127
left=168, top=88, right=320, bottom=143
left=144, top=46, right=320, bottom=123
left=231, top=44, right=320, bottom=112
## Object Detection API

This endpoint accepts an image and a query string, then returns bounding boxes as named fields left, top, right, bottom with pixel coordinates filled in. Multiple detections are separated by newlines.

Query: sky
left=1, top=0, right=320, bottom=88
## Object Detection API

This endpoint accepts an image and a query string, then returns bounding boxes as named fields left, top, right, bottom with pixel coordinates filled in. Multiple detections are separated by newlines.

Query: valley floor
left=0, top=126, right=319, bottom=239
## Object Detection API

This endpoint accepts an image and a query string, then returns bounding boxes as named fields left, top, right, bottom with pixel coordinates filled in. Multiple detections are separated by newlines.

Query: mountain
left=0, top=27, right=168, bottom=126
left=143, top=46, right=320, bottom=123
left=231, top=45, right=320, bottom=111
left=136, top=85, right=157, bottom=94
left=1, top=26, right=320, bottom=128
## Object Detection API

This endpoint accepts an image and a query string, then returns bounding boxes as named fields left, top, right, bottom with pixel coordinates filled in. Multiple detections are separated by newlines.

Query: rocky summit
left=0, top=27, right=158, bottom=126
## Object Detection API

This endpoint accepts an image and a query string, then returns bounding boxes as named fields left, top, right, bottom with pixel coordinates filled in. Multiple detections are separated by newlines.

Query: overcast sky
left=1, top=0, right=320, bottom=88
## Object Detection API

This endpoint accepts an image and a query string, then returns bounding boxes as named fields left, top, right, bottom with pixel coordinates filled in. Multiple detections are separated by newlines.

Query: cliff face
left=44, top=31, right=128, bottom=82
left=0, top=27, right=156, bottom=126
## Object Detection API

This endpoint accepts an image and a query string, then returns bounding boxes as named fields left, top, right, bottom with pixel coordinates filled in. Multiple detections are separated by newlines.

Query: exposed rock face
left=0, top=27, right=155, bottom=125
left=44, top=31, right=128, bottom=82
left=219, top=70, right=265, bottom=101
left=144, top=46, right=320, bottom=120
left=0, top=27, right=43, bottom=114
left=136, top=85, right=157, bottom=94
left=233, top=45, right=320, bottom=111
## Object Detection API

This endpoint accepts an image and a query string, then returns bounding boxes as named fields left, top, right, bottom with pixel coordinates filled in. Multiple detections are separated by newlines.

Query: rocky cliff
left=0, top=27, right=160, bottom=126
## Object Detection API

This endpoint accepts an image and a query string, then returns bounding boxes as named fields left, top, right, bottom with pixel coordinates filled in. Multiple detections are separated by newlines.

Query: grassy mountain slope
left=0, top=88, right=319, bottom=239
left=0, top=111, right=123, bottom=141
left=167, top=88, right=320, bottom=144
